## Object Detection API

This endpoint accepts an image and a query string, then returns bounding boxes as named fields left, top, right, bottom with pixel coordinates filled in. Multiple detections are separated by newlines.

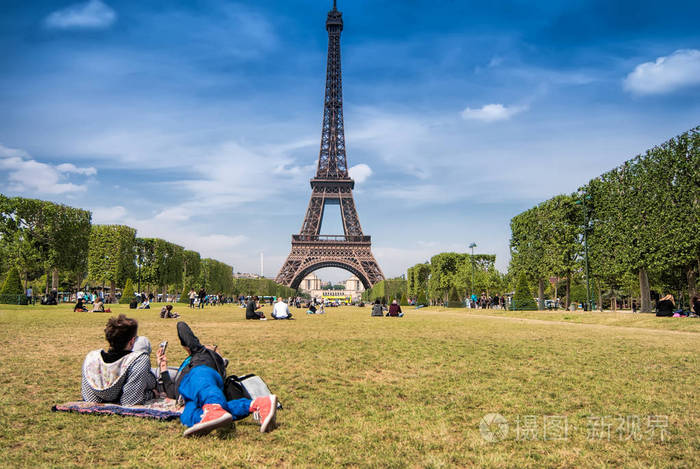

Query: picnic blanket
left=52, top=397, right=182, bottom=421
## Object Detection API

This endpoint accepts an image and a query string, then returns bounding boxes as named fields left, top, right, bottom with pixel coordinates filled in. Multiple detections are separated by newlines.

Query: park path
left=418, top=309, right=700, bottom=337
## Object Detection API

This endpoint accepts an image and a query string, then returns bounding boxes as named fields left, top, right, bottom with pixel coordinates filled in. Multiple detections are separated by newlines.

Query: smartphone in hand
left=159, top=340, right=168, bottom=355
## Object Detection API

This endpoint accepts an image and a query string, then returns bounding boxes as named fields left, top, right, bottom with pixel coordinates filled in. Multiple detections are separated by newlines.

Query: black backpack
left=224, top=374, right=281, bottom=409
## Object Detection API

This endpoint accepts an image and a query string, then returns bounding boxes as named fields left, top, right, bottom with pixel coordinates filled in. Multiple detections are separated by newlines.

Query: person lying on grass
left=81, top=314, right=157, bottom=406
left=156, top=321, right=277, bottom=437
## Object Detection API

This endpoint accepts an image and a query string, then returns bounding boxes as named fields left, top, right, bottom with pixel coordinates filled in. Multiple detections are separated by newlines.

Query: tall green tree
left=88, top=225, right=136, bottom=301
left=136, top=238, right=184, bottom=297
left=0, top=196, right=90, bottom=292
left=428, top=253, right=461, bottom=303
left=509, top=206, right=549, bottom=309
left=200, top=258, right=233, bottom=294
left=541, top=194, right=583, bottom=308
left=407, top=263, right=430, bottom=300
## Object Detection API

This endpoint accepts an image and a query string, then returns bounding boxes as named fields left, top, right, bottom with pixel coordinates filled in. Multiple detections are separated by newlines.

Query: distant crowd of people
left=60, top=285, right=700, bottom=318
left=466, top=293, right=508, bottom=309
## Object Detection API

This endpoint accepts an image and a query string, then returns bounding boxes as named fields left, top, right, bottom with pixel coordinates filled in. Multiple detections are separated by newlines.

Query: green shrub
left=179, top=284, right=190, bottom=304
left=400, top=292, right=408, bottom=306
left=0, top=267, right=26, bottom=304
left=416, top=290, right=427, bottom=306
left=447, top=286, right=462, bottom=307
left=119, top=278, right=135, bottom=304
left=512, top=273, right=537, bottom=310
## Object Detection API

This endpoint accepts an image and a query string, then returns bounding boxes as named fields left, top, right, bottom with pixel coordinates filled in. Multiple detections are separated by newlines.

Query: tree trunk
left=23, top=272, right=28, bottom=293
left=110, top=280, right=116, bottom=303
left=639, top=267, right=652, bottom=313
left=51, top=268, right=58, bottom=291
left=597, top=285, right=602, bottom=311
left=688, top=266, right=697, bottom=299
left=612, top=296, right=617, bottom=313
left=45, top=271, right=50, bottom=295
left=565, top=274, right=571, bottom=308
left=163, top=285, right=168, bottom=303
left=538, top=278, right=545, bottom=310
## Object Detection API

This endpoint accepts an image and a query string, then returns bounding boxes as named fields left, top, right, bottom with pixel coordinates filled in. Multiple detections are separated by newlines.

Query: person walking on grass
left=198, top=287, right=206, bottom=309
left=156, top=322, right=277, bottom=437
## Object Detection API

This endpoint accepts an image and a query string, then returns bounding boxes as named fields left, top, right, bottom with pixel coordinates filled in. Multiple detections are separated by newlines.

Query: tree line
left=0, top=195, right=295, bottom=303
left=404, top=253, right=506, bottom=305
left=509, top=126, right=699, bottom=312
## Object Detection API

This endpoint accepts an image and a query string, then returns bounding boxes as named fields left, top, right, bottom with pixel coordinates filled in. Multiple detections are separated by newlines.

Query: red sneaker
left=250, top=395, right=277, bottom=432
left=183, top=404, right=233, bottom=437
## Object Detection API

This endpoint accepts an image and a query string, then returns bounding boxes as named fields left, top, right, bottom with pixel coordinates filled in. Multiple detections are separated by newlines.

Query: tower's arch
left=290, top=260, right=371, bottom=291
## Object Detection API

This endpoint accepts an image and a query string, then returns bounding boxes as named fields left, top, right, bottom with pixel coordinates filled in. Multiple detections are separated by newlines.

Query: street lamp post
left=469, top=242, right=477, bottom=302
left=136, top=257, right=142, bottom=296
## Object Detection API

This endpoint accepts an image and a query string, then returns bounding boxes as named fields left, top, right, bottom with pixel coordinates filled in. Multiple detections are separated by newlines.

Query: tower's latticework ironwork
left=276, top=1, right=384, bottom=290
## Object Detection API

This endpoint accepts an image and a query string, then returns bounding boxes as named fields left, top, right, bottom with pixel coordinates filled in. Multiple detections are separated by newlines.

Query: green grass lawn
left=0, top=303, right=697, bottom=468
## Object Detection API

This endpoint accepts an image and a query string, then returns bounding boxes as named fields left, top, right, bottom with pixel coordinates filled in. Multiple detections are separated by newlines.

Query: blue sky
left=1, top=0, right=699, bottom=282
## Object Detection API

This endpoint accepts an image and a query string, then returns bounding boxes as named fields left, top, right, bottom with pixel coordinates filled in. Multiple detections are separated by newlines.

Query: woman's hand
left=156, top=347, right=168, bottom=372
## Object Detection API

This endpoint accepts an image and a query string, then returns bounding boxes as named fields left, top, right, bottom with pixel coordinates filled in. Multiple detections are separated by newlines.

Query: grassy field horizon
left=1, top=303, right=697, bottom=468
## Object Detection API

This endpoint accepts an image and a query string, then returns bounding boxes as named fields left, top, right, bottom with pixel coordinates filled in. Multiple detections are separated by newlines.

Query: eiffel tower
left=276, top=1, right=384, bottom=290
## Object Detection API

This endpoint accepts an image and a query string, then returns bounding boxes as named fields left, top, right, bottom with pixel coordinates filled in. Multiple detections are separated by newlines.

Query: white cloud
left=349, top=163, right=372, bottom=184
left=45, top=0, right=116, bottom=30
left=91, top=206, right=128, bottom=224
left=624, top=49, right=700, bottom=95
left=55, top=163, right=97, bottom=175
left=0, top=144, right=96, bottom=195
left=84, top=202, right=249, bottom=268
left=130, top=217, right=249, bottom=265
left=461, top=103, right=527, bottom=122
left=154, top=206, right=192, bottom=222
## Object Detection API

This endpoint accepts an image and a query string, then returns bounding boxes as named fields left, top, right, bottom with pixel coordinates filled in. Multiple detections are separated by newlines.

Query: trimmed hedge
left=119, top=278, right=135, bottom=304
left=511, top=273, right=537, bottom=310
left=0, top=268, right=26, bottom=304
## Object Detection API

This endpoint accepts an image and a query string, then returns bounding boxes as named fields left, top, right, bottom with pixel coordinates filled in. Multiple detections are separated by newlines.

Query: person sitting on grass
left=692, top=295, right=700, bottom=317
left=81, top=314, right=157, bottom=405
left=160, top=304, right=180, bottom=319
left=656, top=294, right=675, bottom=317
left=371, top=299, right=385, bottom=317
left=386, top=300, right=404, bottom=317
left=139, top=298, right=150, bottom=309
left=74, top=298, right=88, bottom=312
left=246, top=296, right=266, bottom=320
left=91, top=298, right=111, bottom=313
left=272, top=297, right=293, bottom=320
left=306, top=302, right=317, bottom=314
left=156, top=321, right=277, bottom=437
